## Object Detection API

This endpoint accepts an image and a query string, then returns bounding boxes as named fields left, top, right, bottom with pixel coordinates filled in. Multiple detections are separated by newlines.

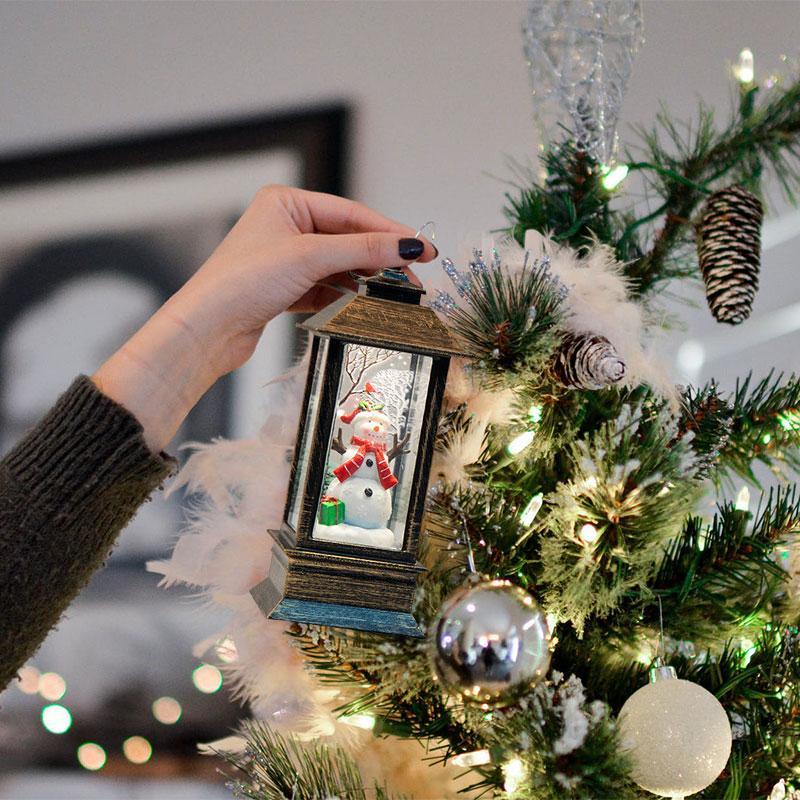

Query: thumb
left=302, top=232, right=435, bottom=278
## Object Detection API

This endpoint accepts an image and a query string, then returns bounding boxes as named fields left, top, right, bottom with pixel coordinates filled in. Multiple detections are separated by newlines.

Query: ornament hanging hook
left=415, top=220, right=437, bottom=243
left=343, top=222, right=438, bottom=290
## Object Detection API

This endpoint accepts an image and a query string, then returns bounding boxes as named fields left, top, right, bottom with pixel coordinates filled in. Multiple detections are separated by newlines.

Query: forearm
left=0, top=377, right=174, bottom=692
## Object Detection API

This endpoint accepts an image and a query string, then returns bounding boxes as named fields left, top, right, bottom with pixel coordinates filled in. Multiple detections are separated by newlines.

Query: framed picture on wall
left=0, top=107, right=349, bottom=773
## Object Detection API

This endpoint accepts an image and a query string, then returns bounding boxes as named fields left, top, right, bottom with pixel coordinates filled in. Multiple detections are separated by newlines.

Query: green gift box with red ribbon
left=319, top=495, right=345, bottom=526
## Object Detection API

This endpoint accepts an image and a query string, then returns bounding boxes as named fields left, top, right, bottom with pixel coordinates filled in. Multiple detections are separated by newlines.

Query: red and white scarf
left=333, top=436, right=397, bottom=489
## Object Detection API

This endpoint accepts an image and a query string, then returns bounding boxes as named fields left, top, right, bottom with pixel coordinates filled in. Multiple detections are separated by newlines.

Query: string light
left=340, top=713, right=376, bottom=730
left=452, top=749, right=492, bottom=767
left=734, top=48, right=755, bottom=84
left=192, top=663, right=223, bottom=694
left=123, top=736, right=153, bottom=765
left=507, top=430, right=535, bottom=456
left=528, top=403, right=543, bottom=423
left=216, top=637, right=238, bottom=664
left=41, top=704, right=72, bottom=734
left=600, top=163, right=629, bottom=190
left=735, top=486, right=751, bottom=512
left=77, top=743, right=107, bottom=771
left=520, top=493, right=544, bottom=526
left=503, top=757, right=526, bottom=794
left=16, top=666, right=40, bottom=695
left=579, top=523, right=601, bottom=544
left=740, top=637, right=757, bottom=667
left=152, top=696, right=182, bottom=724
left=779, top=409, right=800, bottom=431
left=38, top=672, right=67, bottom=701
left=763, top=433, right=772, bottom=445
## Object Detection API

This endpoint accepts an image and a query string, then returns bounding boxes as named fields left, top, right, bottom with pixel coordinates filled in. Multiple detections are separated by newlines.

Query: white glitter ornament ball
left=618, top=666, right=732, bottom=798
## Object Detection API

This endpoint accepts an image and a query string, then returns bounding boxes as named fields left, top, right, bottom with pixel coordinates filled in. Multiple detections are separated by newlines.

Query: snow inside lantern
left=250, top=269, right=464, bottom=637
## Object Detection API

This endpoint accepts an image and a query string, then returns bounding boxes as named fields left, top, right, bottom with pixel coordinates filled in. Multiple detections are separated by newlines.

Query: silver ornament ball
left=428, top=579, right=551, bottom=706
left=618, top=666, right=732, bottom=798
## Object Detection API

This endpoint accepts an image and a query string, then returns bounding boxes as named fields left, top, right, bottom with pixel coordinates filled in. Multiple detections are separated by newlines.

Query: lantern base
left=269, top=598, right=424, bottom=638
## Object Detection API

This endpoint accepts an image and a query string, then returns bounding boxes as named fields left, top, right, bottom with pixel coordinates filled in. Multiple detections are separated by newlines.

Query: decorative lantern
left=251, top=269, right=464, bottom=637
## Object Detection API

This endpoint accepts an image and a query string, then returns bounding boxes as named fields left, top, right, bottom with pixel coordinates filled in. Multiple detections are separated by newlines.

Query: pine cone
left=697, top=185, right=763, bottom=325
left=553, top=332, right=626, bottom=390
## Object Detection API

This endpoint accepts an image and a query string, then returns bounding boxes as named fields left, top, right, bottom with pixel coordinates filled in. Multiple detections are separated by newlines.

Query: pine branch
left=503, top=141, right=642, bottom=263
left=445, top=257, right=564, bottom=377
left=717, top=371, right=800, bottom=484
left=222, top=721, right=399, bottom=800
left=539, top=400, right=704, bottom=633
left=653, top=489, right=798, bottom=641
left=482, top=674, right=638, bottom=799
left=626, top=77, right=800, bottom=293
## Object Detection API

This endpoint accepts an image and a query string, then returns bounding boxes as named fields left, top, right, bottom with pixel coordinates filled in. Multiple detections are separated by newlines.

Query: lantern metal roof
left=300, top=270, right=466, bottom=357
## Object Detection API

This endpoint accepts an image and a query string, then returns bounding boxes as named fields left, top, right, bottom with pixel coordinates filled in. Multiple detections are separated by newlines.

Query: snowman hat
left=340, top=382, right=386, bottom=424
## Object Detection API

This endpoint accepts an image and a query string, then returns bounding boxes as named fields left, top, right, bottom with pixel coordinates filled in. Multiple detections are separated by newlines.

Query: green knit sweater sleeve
left=0, top=376, right=176, bottom=692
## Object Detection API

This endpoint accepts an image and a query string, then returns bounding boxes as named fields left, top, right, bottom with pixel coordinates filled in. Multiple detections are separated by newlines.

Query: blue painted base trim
left=270, top=598, right=424, bottom=638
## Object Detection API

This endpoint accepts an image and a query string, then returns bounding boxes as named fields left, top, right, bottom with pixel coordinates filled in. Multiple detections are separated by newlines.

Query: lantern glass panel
left=286, top=336, right=329, bottom=532
left=312, top=343, right=432, bottom=551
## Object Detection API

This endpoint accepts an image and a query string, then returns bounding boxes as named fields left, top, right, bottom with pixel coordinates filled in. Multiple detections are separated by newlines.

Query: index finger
left=295, top=189, right=416, bottom=236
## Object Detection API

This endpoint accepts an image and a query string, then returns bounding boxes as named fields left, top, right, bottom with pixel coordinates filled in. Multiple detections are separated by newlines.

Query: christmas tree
left=153, top=3, right=800, bottom=798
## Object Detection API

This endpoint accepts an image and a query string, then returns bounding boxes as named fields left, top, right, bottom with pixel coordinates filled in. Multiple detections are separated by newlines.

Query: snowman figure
left=323, top=383, right=409, bottom=535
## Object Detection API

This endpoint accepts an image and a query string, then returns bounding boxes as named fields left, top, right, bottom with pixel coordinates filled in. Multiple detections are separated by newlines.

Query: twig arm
left=386, top=432, right=411, bottom=461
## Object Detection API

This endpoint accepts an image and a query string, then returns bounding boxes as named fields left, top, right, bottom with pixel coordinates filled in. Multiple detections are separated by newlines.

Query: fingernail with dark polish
left=399, top=238, right=424, bottom=260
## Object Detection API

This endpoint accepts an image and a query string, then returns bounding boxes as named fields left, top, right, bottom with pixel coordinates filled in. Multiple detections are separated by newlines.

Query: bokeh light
left=77, top=743, right=107, bottom=771
left=16, top=665, right=40, bottom=694
left=152, top=696, right=182, bottom=725
left=192, top=663, right=223, bottom=694
left=41, top=704, right=72, bottom=734
left=38, top=671, right=67, bottom=701
left=123, top=735, right=153, bottom=765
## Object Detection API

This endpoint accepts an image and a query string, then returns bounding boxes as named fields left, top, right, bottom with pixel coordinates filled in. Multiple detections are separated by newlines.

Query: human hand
left=93, top=186, right=436, bottom=452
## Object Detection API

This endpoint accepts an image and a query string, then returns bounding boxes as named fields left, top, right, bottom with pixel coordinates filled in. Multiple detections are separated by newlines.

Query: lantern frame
left=251, top=272, right=464, bottom=637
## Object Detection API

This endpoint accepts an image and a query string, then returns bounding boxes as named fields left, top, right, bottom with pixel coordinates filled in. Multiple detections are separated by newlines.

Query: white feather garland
left=432, top=359, right=517, bottom=485
left=522, top=230, right=675, bottom=399
left=147, top=344, right=343, bottom=738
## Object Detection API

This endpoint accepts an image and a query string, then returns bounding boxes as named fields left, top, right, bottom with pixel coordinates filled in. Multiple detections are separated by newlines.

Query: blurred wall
left=1, top=0, right=800, bottom=381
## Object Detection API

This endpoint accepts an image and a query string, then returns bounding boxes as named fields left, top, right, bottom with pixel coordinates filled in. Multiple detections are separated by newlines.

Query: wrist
left=93, top=304, right=220, bottom=452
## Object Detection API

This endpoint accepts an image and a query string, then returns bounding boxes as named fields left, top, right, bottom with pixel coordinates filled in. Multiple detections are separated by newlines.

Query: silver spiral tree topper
left=523, top=0, right=645, bottom=165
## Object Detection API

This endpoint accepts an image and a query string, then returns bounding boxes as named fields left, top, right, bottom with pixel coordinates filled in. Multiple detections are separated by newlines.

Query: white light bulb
left=452, top=749, right=492, bottom=767
left=734, top=48, right=755, bottom=84
left=507, top=430, right=535, bottom=456
left=735, top=486, right=751, bottom=512
left=503, top=757, right=526, bottom=794
left=520, top=493, right=544, bottom=526
left=340, top=712, right=376, bottom=730
left=601, top=164, right=629, bottom=190
left=579, top=523, right=601, bottom=544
